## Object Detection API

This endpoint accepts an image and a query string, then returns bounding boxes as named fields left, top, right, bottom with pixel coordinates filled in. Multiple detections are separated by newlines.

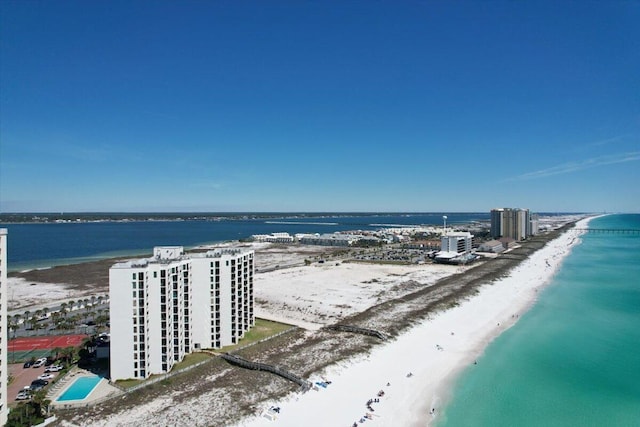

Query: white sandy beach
left=6, top=278, right=89, bottom=312
left=234, top=217, right=595, bottom=427
left=8, top=216, right=594, bottom=427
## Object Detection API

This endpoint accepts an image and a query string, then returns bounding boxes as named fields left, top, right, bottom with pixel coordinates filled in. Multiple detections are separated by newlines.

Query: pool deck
left=48, top=367, right=122, bottom=408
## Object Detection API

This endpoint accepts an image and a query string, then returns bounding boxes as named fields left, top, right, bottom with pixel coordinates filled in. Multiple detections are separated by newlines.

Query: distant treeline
left=0, top=212, right=427, bottom=224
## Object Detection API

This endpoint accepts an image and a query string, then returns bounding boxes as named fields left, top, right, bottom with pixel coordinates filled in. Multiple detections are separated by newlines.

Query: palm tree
left=51, top=347, right=62, bottom=362
left=95, top=313, right=110, bottom=332
left=29, top=315, right=39, bottom=333
left=50, top=311, right=60, bottom=328
left=24, top=401, right=37, bottom=425
left=8, top=315, right=19, bottom=339
left=61, top=346, right=76, bottom=364
left=60, top=303, right=68, bottom=317
left=81, top=336, right=97, bottom=356
left=30, top=389, right=51, bottom=418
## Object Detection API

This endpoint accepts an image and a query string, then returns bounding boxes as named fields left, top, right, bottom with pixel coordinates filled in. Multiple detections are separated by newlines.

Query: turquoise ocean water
left=438, top=214, right=640, bottom=427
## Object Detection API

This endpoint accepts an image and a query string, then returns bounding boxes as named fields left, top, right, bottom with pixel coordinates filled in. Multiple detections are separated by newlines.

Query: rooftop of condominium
left=110, top=246, right=253, bottom=269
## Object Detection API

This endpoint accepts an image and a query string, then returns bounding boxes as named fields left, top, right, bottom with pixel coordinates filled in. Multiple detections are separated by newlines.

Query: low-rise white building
left=477, top=239, right=505, bottom=253
left=435, top=231, right=475, bottom=264
left=109, top=246, right=254, bottom=381
left=251, top=232, right=294, bottom=243
left=440, top=232, right=473, bottom=253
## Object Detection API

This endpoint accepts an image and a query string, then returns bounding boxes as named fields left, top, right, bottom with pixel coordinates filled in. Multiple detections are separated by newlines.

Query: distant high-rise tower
left=490, top=209, right=505, bottom=239
left=530, top=213, right=539, bottom=236
left=0, top=229, right=8, bottom=425
left=491, top=208, right=532, bottom=240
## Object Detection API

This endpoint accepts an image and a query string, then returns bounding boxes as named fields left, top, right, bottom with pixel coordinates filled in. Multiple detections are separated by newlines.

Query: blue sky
left=1, top=1, right=638, bottom=213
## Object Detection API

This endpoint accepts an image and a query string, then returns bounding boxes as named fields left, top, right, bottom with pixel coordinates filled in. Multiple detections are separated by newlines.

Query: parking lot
left=8, top=362, right=60, bottom=404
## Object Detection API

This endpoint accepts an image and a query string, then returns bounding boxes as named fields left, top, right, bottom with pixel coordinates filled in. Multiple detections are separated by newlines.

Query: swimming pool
left=57, top=375, right=102, bottom=401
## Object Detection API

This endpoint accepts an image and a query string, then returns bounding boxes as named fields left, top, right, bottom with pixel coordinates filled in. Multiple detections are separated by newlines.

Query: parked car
left=32, top=357, right=47, bottom=368
left=23, top=360, right=34, bottom=368
left=37, top=373, right=54, bottom=380
left=45, top=365, right=63, bottom=373
left=15, top=391, right=31, bottom=401
left=31, top=379, right=48, bottom=386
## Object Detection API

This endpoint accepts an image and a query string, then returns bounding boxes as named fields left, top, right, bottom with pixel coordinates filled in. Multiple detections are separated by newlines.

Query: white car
left=16, top=391, right=31, bottom=400
left=32, top=358, right=47, bottom=368
left=45, top=365, right=63, bottom=372
left=37, top=373, right=54, bottom=380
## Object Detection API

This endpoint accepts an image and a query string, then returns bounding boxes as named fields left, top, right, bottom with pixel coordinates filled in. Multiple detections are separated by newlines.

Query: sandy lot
left=255, top=262, right=465, bottom=329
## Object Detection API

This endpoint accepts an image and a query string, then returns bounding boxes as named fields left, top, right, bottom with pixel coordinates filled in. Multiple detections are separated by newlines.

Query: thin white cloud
left=509, top=151, right=640, bottom=181
left=586, top=134, right=629, bottom=147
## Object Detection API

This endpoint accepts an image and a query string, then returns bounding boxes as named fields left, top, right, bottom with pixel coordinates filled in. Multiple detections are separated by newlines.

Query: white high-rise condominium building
left=189, top=249, right=254, bottom=349
left=109, top=246, right=254, bottom=381
left=0, top=229, right=8, bottom=425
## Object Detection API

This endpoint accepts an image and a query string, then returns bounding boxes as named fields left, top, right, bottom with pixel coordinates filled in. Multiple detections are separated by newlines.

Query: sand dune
left=235, top=218, right=593, bottom=427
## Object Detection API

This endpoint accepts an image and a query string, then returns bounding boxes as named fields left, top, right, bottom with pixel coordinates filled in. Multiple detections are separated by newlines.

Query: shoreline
left=6, top=240, right=235, bottom=273
left=4, top=213, right=581, bottom=273
left=9, top=217, right=597, bottom=426
left=234, top=216, right=599, bottom=427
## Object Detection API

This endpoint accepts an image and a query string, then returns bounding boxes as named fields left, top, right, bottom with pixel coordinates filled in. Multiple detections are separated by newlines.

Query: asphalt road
left=7, top=363, right=60, bottom=405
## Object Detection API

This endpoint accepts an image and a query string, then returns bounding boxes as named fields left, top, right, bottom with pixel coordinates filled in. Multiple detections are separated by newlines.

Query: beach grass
left=115, top=319, right=293, bottom=389
left=116, top=378, right=142, bottom=389
left=219, top=318, right=294, bottom=353
left=173, top=352, right=213, bottom=369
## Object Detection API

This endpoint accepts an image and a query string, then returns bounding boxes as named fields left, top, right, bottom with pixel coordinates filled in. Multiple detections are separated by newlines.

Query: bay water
left=0, top=212, right=489, bottom=271
left=437, top=214, right=640, bottom=427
